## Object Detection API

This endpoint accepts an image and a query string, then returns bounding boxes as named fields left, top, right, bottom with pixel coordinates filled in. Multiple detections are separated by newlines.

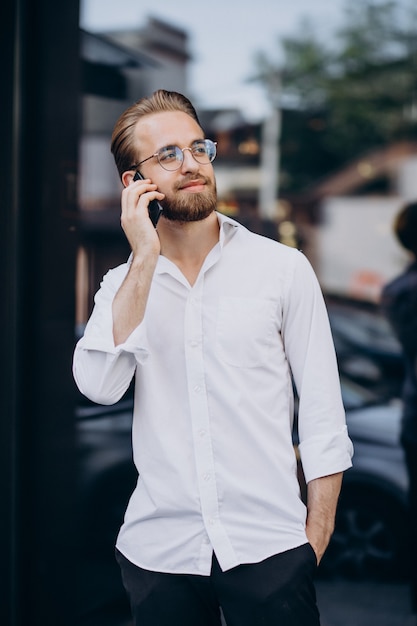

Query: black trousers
left=115, top=543, right=320, bottom=626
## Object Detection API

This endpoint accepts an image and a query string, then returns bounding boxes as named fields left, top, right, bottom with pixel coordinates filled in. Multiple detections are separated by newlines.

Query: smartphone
left=133, top=171, right=163, bottom=227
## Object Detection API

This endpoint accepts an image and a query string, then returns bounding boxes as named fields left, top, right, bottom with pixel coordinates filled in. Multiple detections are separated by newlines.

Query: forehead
left=134, top=111, right=204, bottom=152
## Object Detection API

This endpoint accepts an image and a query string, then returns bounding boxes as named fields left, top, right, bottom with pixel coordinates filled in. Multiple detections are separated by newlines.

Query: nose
left=180, top=147, right=199, bottom=174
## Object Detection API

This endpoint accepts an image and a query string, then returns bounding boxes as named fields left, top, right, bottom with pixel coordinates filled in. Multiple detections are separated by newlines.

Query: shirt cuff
left=298, top=426, right=354, bottom=483
left=77, top=316, right=150, bottom=364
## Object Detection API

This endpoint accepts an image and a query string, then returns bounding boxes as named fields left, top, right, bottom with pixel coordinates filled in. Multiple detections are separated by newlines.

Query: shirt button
left=203, top=473, right=211, bottom=481
left=199, top=429, right=206, bottom=437
left=194, top=385, right=202, bottom=393
left=190, top=340, right=199, bottom=347
left=209, top=518, right=216, bottom=526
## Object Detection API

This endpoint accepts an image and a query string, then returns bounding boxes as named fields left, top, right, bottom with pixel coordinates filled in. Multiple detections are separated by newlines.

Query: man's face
left=134, top=111, right=217, bottom=223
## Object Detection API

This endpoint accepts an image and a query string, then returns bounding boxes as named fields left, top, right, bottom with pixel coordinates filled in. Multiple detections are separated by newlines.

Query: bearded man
left=73, top=89, right=353, bottom=626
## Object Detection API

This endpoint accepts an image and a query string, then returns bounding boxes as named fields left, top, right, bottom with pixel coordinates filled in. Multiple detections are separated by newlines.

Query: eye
left=192, top=141, right=207, bottom=155
left=158, top=145, right=180, bottom=162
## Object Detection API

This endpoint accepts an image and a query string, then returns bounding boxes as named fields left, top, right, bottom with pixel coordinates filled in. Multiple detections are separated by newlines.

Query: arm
left=305, top=472, right=343, bottom=564
left=112, top=175, right=164, bottom=345
left=282, top=251, right=353, bottom=479
left=73, top=177, right=165, bottom=403
left=281, top=252, right=352, bottom=557
left=73, top=264, right=150, bottom=404
left=112, top=251, right=159, bottom=346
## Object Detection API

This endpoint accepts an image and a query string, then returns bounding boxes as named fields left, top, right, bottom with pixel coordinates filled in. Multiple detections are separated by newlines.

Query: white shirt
left=73, top=213, right=353, bottom=576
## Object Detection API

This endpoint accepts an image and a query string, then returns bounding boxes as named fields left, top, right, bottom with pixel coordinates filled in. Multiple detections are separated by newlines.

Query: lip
left=179, top=180, right=206, bottom=192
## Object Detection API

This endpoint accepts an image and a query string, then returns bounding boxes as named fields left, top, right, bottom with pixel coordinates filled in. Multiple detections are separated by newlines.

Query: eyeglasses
left=131, top=139, right=217, bottom=172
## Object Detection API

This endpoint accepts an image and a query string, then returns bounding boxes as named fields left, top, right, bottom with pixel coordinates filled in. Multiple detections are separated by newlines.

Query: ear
left=122, top=170, right=136, bottom=188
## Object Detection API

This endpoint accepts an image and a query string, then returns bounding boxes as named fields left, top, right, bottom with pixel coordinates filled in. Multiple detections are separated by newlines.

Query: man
left=73, top=89, right=353, bottom=626
left=381, top=201, right=417, bottom=617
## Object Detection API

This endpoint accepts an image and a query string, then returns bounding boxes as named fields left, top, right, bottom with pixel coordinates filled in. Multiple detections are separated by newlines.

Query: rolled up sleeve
left=298, top=426, right=353, bottom=483
left=73, top=264, right=150, bottom=405
left=282, top=251, right=353, bottom=483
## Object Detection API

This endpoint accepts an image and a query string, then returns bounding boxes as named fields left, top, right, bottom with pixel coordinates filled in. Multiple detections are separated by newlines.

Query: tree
left=254, top=0, right=417, bottom=193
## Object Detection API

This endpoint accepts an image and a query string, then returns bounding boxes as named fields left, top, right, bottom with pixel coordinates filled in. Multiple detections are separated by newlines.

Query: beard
left=160, top=175, right=217, bottom=223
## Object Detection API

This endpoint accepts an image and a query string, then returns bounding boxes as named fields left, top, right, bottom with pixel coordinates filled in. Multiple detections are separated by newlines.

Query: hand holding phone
left=133, top=172, right=163, bottom=227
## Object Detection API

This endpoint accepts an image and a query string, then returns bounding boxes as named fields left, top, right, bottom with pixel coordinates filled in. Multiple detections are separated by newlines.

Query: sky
left=80, top=0, right=347, bottom=120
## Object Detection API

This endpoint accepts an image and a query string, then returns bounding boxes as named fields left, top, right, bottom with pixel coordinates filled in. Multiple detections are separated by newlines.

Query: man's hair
left=393, top=201, right=417, bottom=257
left=111, top=89, right=201, bottom=179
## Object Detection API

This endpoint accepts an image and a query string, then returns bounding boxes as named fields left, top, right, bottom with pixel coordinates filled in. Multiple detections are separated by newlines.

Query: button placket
left=184, top=283, right=221, bottom=537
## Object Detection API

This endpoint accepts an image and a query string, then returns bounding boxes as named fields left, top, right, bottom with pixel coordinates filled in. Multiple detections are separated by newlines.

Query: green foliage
left=254, top=0, right=417, bottom=192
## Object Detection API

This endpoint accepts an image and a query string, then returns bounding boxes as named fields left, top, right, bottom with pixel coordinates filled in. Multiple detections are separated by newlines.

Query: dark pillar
left=1, top=1, right=80, bottom=624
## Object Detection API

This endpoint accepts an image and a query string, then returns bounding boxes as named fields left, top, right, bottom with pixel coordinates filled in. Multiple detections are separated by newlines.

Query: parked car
left=326, top=294, right=404, bottom=399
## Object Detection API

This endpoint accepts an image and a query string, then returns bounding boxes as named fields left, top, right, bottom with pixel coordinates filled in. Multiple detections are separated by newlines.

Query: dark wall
left=1, top=1, right=80, bottom=625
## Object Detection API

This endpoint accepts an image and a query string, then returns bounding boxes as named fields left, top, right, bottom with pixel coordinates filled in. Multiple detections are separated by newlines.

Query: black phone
left=133, top=171, right=163, bottom=227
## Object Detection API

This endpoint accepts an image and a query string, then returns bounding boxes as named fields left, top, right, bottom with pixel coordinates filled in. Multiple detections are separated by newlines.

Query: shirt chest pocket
left=215, top=297, right=276, bottom=368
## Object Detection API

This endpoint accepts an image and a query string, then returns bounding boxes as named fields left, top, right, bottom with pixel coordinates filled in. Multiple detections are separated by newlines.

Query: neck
left=157, top=211, right=220, bottom=284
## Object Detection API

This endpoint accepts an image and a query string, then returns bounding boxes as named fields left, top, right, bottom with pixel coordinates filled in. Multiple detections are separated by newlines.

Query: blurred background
left=2, top=0, right=417, bottom=624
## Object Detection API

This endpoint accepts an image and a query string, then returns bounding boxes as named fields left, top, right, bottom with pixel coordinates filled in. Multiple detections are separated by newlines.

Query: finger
left=121, top=182, right=157, bottom=215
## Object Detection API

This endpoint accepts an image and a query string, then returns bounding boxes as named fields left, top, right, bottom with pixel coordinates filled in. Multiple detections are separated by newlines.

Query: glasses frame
left=130, top=139, right=217, bottom=172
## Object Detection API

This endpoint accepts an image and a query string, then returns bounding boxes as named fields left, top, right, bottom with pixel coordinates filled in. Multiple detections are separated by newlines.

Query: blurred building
left=290, top=141, right=417, bottom=302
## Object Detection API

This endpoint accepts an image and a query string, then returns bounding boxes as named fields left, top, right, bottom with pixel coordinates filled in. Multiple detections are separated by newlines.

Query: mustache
left=174, top=174, right=212, bottom=191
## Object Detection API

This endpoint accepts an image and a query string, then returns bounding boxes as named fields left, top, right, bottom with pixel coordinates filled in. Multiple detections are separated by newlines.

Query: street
left=316, top=579, right=415, bottom=626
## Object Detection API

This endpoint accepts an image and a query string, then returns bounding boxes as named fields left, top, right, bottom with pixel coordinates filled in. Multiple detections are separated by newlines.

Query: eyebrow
left=156, top=137, right=206, bottom=151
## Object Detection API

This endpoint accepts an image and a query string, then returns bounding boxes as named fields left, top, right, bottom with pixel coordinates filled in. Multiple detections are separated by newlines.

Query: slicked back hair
left=110, top=89, right=201, bottom=179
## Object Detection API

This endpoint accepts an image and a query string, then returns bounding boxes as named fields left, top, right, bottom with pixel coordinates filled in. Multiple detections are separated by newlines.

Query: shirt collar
left=127, top=211, right=240, bottom=268
left=216, top=211, right=240, bottom=248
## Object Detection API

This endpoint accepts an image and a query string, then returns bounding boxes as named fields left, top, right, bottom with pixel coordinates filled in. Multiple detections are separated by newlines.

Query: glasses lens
left=157, top=145, right=183, bottom=171
left=157, top=140, right=217, bottom=170
left=192, top=140, right=217, bottom=164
